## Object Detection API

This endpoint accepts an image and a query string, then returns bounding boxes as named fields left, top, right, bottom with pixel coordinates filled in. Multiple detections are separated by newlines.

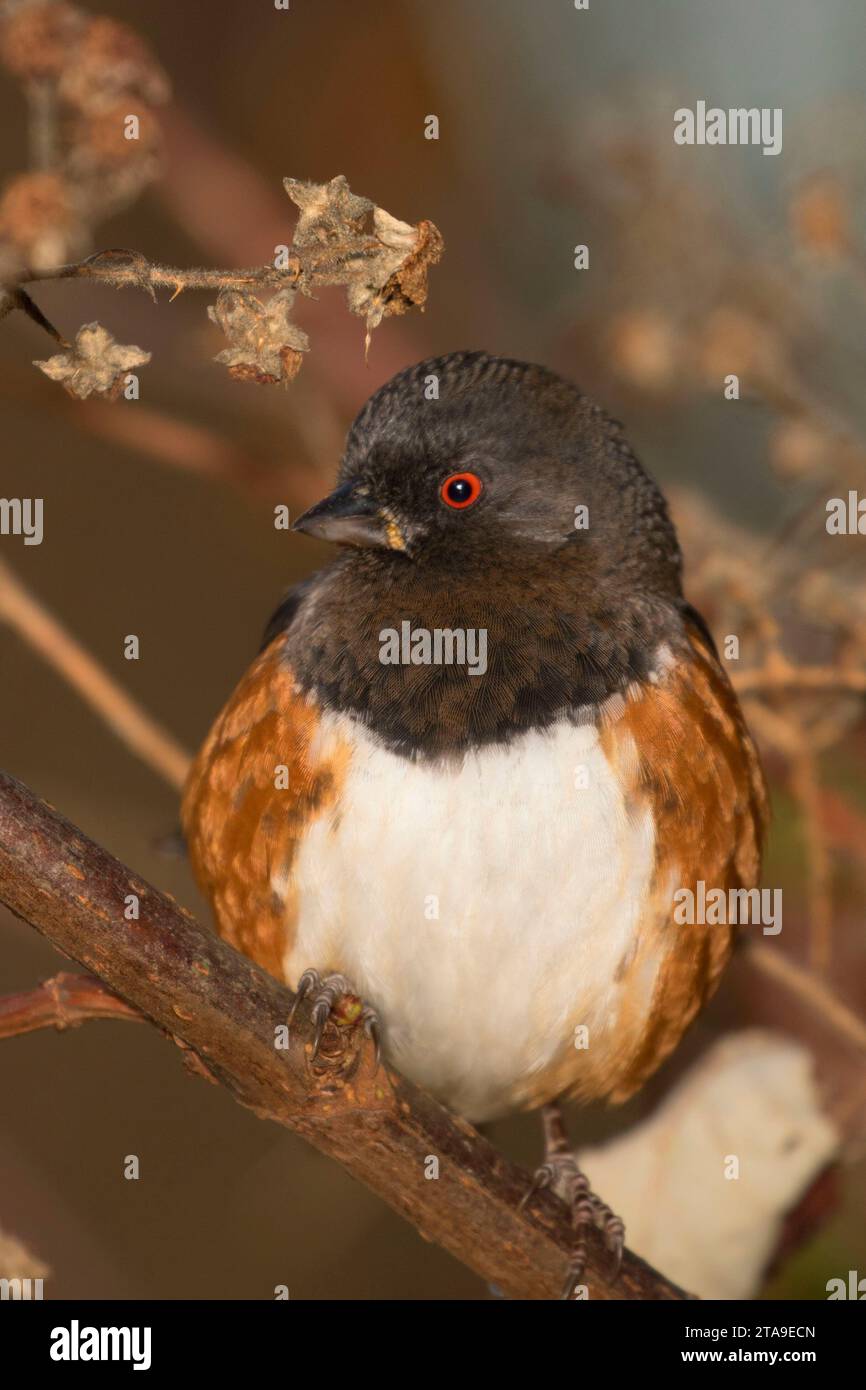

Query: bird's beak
left=292, top=480, right=408, bottom=551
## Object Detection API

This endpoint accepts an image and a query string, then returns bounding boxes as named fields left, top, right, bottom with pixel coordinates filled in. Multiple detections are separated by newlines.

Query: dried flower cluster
left=0, top=0, right=169, bottom=269
left=285, top=176, right=444, bottom=337
left=33, top=319, right=149, bottom=398
left=0, top=4, right=443, bottom=399
left=20, top=174, right=443, bottom=397
left=208, top=287, right=307, bottom=387
left=205, top=176, right=444, bottom=384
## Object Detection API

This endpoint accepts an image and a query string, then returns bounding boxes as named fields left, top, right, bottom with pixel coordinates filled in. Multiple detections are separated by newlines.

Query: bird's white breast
left=281, top=712, right=659, bottom=1121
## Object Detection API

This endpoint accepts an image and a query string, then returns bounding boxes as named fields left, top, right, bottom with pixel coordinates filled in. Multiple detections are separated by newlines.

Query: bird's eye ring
left=440, top=471, right=483, bottom=510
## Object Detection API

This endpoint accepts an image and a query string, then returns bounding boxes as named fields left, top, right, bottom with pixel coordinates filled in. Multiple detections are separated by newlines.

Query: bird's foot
left=288, top=968, right=381, bottom=1071
left=520, top=1101, right=624, bottom=1299
left=520, top=1153, right=624, bottom=1297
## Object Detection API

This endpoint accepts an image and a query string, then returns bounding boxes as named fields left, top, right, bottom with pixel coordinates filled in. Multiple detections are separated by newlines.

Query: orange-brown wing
left=599, top=623, right=769, bottom=1100
left=181, top=636, right=348, bottom=979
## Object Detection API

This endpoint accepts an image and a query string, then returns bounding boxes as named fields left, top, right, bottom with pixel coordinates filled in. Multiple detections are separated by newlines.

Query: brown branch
left=0, top=970, right=141, bottom=1038
left=20, top=249, right=303, bottom=297
left=733, top=665, right=866, bottom=696
left=26, top=78, right=59, bottom=173
left=11, top=212, right=439, bottom=330
left=746, top=943, right=866, bottom=1056
left=16, top=234, right=418, bottom=300
left=727, top=942, right=866, bottom=1150
left=0, top=767, right=688, bottom=1302
left=790, top=750, right=834, bottom=974
left=8, top=285, right=66, bottom=342
left=0, top=556, right=191, bottom=789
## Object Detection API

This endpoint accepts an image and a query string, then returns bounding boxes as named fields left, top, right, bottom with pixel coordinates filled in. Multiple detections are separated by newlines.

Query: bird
left=181, top=350, right=768, bottom=1295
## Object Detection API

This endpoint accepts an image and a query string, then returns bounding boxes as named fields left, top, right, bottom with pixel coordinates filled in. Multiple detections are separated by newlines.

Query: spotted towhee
left=182, top=351, right=768, bottom=1294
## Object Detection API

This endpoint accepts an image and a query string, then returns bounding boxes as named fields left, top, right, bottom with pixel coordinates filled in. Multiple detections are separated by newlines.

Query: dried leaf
left=377, top=216, right=444, bottom=319
left=34, top=321, right=150, bottom=399
left=284, top=174, right=444, bottom=343
left=208, top=286, right=309, bottom=385
left=285, top=174, right=373, bottom=247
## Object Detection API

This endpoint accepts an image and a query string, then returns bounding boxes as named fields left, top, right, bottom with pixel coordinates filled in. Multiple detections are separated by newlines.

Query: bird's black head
left=293, top=350, right=682, bottom=597
left=284, top=353, right=694, bottom=756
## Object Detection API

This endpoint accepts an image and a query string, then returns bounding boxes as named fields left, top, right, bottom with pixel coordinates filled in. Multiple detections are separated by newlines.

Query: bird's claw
left=289, top=968, right=382, bottom=1070
left=363, top=1010, right=382, bottom=1069
left=517, top=1162, right=553, bottom=1210
left=521, top=1153, right=624, bottom=1298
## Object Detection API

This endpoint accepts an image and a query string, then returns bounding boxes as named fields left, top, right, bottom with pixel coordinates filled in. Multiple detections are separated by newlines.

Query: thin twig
left=16, top=236, right=396, bottom=300
left=733, top=665, right=866, bottom=696
left=27, top=80, right=59, bottom=172
left=19, top=251, right=300, bottom=298
left=8, top=286, right=67, bottom=344
left=0, top=971, right=141, bottom=1038
left=746, top=943, right=866, bottom=1054
left=0, top=557, right=190, bottom=790
left=790, top=749, right=834, bottom=975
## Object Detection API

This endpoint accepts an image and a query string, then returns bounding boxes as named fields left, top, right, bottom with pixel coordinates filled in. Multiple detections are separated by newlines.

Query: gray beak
left=292, top=480, right=406, bottom=551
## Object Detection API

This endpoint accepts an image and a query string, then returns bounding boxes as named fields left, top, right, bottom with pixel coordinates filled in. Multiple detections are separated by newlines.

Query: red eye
left=440, top=472, right=483, bottom=510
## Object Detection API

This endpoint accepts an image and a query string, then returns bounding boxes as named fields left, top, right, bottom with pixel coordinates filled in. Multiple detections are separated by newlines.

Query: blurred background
left=1, top=0, right=865, bottom=1298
